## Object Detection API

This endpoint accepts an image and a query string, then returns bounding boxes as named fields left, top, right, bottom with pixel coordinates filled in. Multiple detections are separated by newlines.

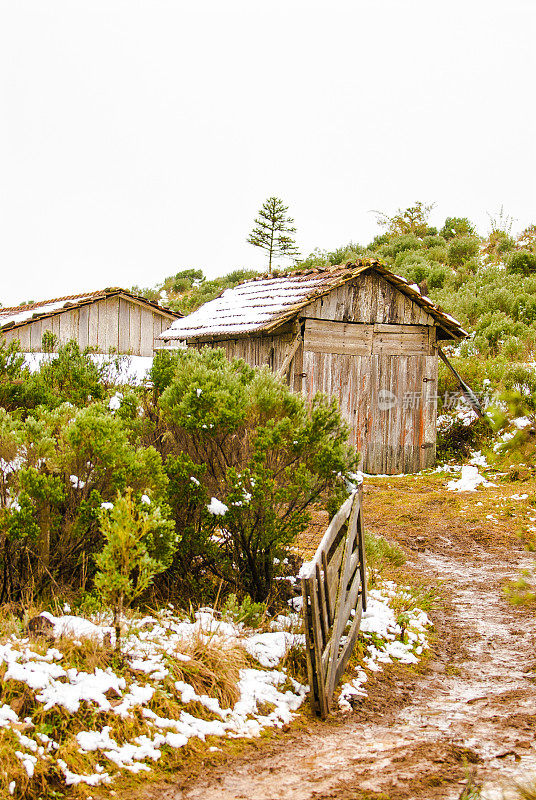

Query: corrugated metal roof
left=0, top=288, right=180, bottom=330
left=158, top=259, right=467, bottom=341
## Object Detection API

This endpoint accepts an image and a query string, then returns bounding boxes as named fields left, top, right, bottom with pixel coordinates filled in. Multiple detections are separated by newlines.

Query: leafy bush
left=152, top=348, right=356, bottom=602
left=436, top=412, right=491, bottom=461
left=95, top=488, right=176, bottom=648
left=379, top=234, right=422, bottom=259
left=474, top=311, right=516, bottom=356
left=22, top=341, right=107, bottom=409
left=440, top=217, right=476, bottom=240
left=0, top=401, right=169, bottom=600
left=507, top=250, right=536, bottom=276
left=447, top=236, right=480, bottom=267
left=374, top=201, right=435, bottom=238
left=425, top=244, right=448, bottom=263
left=427, top=263, right=448, bottom=289
left=0, top=339, right=27, bottom=411
left=482, top=229, right=516, bottom=262
left=222, top=593, right=266, bottom=627
left=422, top=234, right=447, bottom=250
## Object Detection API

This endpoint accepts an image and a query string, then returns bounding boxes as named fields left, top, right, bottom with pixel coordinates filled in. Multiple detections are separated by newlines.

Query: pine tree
left=247, top=197, right=300, bottom=274
left=94, top=489, right=176, bottom=650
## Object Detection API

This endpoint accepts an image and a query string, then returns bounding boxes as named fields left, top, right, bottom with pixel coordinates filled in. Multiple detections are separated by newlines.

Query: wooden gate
left=300, top=486, right=367, bottom=717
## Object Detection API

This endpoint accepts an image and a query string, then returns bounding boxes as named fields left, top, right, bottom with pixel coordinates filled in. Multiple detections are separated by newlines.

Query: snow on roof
left=159, top=260, right=467, bottom=341
left=159, top=273, right=329, bottom=339
left=0, top=293, right=97, bottom=327
left=0, top=289, right=179, bottom=330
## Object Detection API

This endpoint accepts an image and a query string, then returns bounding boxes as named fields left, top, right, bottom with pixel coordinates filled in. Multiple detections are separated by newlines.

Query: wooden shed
left=158, top=259, right=467, bottom=474
left=0, top=288, right=181, bottom=357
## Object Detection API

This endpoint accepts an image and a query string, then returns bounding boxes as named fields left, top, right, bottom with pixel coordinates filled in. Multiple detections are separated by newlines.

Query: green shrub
left=156, top=348, right=356, bottom=602
left=422, top=235, right=447, bottom=250
left=379, top=234, right=422, bottom=259
left=511, top=294, right=536, bottom=325
left=507, top=250, right=536, bottom=276
left=436, top=413, right=491, bottom=461
left=95, top=488, right=177, bottom=648
left=222, top=593, right=266, bottom=627
left=427, top=263, right=448, bottom=289
left=440, top=217, right=477, bottom=240
left=502, top=365, right=536, bottom=408
left=0, top=401, right=169, bottom=600
left=447, top=236, right=480, bottom=267
left=483, top=229, right=516, bottom=262
left=425, top=245, right=448, bottom=263
left=22, top=341, right=107, bottom=409
left=475, top=310, right=516, bottom=356
left=0, top=339, right=27, bottom=411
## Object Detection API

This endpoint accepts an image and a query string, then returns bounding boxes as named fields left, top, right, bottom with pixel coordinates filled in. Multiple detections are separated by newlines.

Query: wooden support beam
left=276, top=332, right=303, bottom=379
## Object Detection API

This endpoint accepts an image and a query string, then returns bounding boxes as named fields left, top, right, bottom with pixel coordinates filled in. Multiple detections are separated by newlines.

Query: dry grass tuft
left=52, top=632, right=113, bottom=673
left=170, top=632, right=250, bottom=709
left=514, top=781, right=536, bottom=799
left=281, top=642, right=308, bottom=683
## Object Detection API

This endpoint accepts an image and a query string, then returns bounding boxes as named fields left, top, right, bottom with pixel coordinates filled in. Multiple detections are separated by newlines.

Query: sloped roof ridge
left=0, top=287, right=179, bottom=318
left=158, top=258, right=466, bottom=341
left=240, top=257, right=380, bottom=283
left=0, top=289, right=104, bottom=314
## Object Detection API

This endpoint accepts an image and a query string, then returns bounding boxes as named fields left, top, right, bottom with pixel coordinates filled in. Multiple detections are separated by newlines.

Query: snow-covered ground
left=338, top=582, right=430, bottom=711
left=22, top=352, right=154, bottom=384
left=0, top=608, right=307, bottom=792
left=0, top=582, right=431, bottom=794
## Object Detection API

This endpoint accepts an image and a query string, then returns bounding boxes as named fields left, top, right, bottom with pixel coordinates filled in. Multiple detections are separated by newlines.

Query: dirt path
left=168, top=513, right=536, bottom=800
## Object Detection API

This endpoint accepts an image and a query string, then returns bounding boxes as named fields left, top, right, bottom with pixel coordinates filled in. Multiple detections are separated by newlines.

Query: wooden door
left=302, top=319, right=438, bottom=474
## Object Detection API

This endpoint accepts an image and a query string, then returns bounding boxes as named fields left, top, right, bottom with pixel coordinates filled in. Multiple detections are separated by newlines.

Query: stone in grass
left=104, top=687, right=122, bottom=701
left=26, top=615, right=55, bottom=640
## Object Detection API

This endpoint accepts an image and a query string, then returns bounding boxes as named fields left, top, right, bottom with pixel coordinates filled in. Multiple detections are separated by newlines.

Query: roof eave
left=0, top=290, right=181, bottom=332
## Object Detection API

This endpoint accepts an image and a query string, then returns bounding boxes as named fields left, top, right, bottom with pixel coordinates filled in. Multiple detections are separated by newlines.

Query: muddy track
left=165, top=533, right=536, bottom=800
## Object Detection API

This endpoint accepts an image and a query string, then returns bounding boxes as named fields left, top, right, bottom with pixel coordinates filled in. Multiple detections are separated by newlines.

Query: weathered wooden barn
left=0, top=288, right=180, bottom=357
left=158, top=259, right=467, bottom=474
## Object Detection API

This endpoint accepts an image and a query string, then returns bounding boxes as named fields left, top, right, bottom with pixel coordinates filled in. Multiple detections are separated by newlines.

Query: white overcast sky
left=1, top=0, right=535, bottom=306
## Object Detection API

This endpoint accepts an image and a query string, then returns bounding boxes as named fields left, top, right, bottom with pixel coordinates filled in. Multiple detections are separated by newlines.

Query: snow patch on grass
left=447, top=465, right=496, bottom=492
left=0, top=606, right=307, bottom=793
left=338, top=582, right=431, bottom=711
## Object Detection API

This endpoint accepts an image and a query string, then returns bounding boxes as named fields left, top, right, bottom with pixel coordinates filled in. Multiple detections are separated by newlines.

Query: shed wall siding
left=301, top=348, right=436, bottom=473
left=0, top=298, right=174, bottom=356
left=303, top=274, right=434, bottom=326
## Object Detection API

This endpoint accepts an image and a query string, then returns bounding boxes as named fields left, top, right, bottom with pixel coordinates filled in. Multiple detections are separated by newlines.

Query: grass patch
left=388, top=585, right=441, bottom=616
left=364, top=530, right=406, bottom=586
left=0, top=603, right=309, bottom=799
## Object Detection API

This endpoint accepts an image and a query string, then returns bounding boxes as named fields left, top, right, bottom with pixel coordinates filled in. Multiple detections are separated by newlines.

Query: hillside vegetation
left=138, top=203, right=536, bottom=366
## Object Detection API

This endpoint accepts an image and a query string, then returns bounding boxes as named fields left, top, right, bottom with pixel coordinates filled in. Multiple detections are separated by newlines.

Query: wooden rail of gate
left=300, top=485, right=367, bottom=717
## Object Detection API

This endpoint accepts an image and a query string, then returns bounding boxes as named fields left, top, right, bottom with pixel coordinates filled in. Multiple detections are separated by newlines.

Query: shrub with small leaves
left=447, top=236, right=480, bottom=268
left=155, top=348, right=356, bottom=602
left=222, top=593, right=266, bottom=627
left=507, top=249, right=536, bottom=276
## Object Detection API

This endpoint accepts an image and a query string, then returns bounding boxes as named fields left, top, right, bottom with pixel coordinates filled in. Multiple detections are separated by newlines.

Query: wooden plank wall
left=191, top=327, right=305, bottom=391
left=305, top=273, right=435, bottom=326
left=302, top=325, right=437, bottom=474
left=0, top=298, right=175, bottom=356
